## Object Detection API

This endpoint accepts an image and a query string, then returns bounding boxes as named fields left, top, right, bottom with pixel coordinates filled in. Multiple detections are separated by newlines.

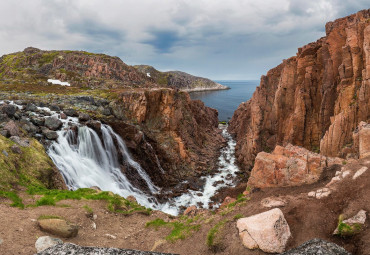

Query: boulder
left=45, top=117, right=63, bottom=131
left=220, top=196, right=236, bottom=209
left=261, top=197, right=287, bottom=208
left=63, top=109, right=78, bottom=117
left=10, top=136, right=30, bottom=147
left=43, top=129, right=59, bottom=140
left=183, top=205, right=197, bottom=216
left=333, top=210, right=367, bottom=236
left=38, top=218, right=78, bottom=238
left=35, top=236, right=63, bottom=253
left=50, top=105, right=61, bottom=111
left=10, top=144, right=21, bottom=154
left=248, top=144, right=341, bottom=188
left=25, top=103, right=38, bottom=112
left=236, top=208, right=291, bottom=253
left=30, top=117, right=45, bottom=127
left=36, top=243, right=178, bottom=255
left=281, top=238, right=350, bottom=255
left=3, top=121, right=20, bottom=137
left=86, top=120, right=101, bottom=132
left=1, top=104, right=17, bottom=117
left=78, top=113, right=90, bottom=122
left=60, top=113, right=67, bottom=119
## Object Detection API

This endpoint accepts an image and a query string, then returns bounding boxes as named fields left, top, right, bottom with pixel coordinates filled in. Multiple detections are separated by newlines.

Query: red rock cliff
left=229, top=9, right=370, bottom=171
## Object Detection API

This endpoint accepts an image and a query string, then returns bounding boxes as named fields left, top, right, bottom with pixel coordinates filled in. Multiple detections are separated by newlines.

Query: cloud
left=0, top=0, right=368, bottom=79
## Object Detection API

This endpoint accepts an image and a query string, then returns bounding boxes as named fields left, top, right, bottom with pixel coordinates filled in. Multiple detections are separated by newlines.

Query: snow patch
left=146, top=72, right=151, bottom=77
left=47, top=79, right=70, bottom=86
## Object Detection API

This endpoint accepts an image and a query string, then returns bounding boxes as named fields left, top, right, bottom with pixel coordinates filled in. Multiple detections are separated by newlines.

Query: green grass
left=0, top=191, right=24, bottom=209
left=233, top=214, right=244, bottom=220
left=206, top=219, right=228, bottom=250
left=146, top=217, right=201, bottom=242
left=27, top=186, right=151, bottom=215
left=38, top=215, right=63, bottom=220
left=336, top=214, right=362, bottom=237
left=83, top=205, right=93, bottom=214
left=227, top=194, right=248, bottom=208
left=38, top=52, right=59, bottom=66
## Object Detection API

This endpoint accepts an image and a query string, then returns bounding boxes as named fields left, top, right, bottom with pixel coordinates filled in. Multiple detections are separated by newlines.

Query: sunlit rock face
left=229, top=9, right=370, bottom=171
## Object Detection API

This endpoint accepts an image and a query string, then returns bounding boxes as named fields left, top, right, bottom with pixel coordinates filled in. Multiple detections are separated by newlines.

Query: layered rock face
left=109, top=88, right=224, bottom=189
left=229, top=9, right=370, bottom=171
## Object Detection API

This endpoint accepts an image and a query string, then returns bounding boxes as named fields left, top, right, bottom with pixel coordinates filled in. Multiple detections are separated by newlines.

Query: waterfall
left=2, top=99, right=241, bottom=216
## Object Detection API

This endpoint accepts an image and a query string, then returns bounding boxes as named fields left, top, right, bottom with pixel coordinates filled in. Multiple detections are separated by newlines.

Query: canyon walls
left=229, top=9, right=370, bottom=171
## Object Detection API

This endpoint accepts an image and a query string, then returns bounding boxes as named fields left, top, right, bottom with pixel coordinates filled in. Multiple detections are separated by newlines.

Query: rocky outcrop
left=229, top=9, right=370, bottom=171
left=248, top=144, right=342, bottom=188
left=109, top=88, right=224, bottom=189
left=0, top=48, right=155, bottom=89
left=134, top=65, right=228, bottom=91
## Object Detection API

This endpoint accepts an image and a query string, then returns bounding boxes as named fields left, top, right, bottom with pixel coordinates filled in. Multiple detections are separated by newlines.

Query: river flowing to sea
left=189, top=80, right=258, bottom=121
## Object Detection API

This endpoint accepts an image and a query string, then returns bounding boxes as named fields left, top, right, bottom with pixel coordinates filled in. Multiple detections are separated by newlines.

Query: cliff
left=229, top=9, right=370, bottom=170
left=134, top=65, right=228, bottom=91
left=109, top=88, right=224, bottom=190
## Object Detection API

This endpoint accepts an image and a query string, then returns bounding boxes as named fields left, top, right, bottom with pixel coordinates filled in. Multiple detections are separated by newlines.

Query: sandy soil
left=0, top=157, right=369, bottom=255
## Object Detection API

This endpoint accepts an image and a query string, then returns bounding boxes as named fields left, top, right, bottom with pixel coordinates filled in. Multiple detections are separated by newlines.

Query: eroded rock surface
left=229, top=9, right=370, bottom=171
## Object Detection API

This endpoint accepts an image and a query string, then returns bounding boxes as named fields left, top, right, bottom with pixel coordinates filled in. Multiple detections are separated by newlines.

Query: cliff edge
left=229, top=9, right=370, bottom=170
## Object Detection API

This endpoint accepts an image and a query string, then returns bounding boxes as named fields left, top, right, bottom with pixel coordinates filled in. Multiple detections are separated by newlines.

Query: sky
left=0, top=1, right=368, bottom=80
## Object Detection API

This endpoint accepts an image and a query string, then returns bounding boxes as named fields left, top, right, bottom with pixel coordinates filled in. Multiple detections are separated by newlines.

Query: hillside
left=134, top=65, right=228, bottom=92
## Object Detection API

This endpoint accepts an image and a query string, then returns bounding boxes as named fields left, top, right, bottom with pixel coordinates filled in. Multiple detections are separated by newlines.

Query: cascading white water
left=5, top=100, right=241, bottom=216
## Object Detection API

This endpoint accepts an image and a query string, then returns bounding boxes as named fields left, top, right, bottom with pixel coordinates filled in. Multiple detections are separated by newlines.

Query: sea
left=189, top=80, right=259, bottom=121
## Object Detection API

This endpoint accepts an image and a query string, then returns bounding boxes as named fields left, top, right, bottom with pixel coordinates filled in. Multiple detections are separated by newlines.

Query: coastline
left=182, top=83, right=230, bottom=93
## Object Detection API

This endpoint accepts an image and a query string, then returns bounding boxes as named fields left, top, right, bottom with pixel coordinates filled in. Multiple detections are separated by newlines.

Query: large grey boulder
left=45, top=117, right=62, bottom=131
left=36, top=243, right=179, bottom=255
left=35, top=236, right=63, bottom=253
left=281, top=239, right=351, bottom=255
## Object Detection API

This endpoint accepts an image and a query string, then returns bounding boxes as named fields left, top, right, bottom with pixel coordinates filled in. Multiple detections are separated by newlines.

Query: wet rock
left=35, top=236, right=63, bottom=253
left=31, top=117, right=45, bottom=126
left=281, top=238, right=351, bottom=255
left=25, top=103, right=37, bottom=112
left=237, top=208, right=291, bottom=253
left=1, top=104, right=17, bottom=118
left=3, top=121, right=20, bottom=137
left=78, top=113, right=90, bottom=122
left=38, top=218, right=78, bottom=238
left=333, top=210, right=367, bottom=236
left=36, top=243, right=178, bottom=255
left=45, top=117, right=62, bottom=131
left=60, top=113, right=67, bottom=119
left=43, top=129, right=58, bottom=140
left=50, top=105, right=61, bottom=111
left=86, top=120, right=101, bottom=132
left=10, top=144, right=21, bottom=154
left=63, top=108, right=77, bottom=117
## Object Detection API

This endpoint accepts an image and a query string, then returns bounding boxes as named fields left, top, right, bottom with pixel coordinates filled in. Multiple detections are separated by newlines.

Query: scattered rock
left=45, top=117, right=62, bottom=131
left=104, top=233, right=117, bottom=239
left=353, top=166, right=368, bottom=180
left=281, top=238, right=351, bottom=255
left=183, top=205, right=197, bottom=216
left=36, top=243, right=178, bottom=255
left=220, top=196, right=236, bottom=209
left=261, top=197, right=287, bottom=208
left=333, top=210, right=367, bottom=236
left=50, top=105, right=61, bottom=111
left=11, top=144, right=21, bottom=154
left=3, top=121, right=20, bottom=136
left=308, top=188, right=331, bottom=199
left=35, top=236, right=63, bottom=253
left=38, top=218, right=78, bottom=238
left=1, top=104, right=17, bottom=117
left=43, top=129, right=59, bottom=140
left=30, top=117, right=45, bottom=126
left=25, top=103, right=38, bottom=112
left=2, top=150, right=8, bottom=157
left=91, top=222, right=97, bottom=230
left=10, top=136, right=30, bottom=147
left=236, top=208, right=291, bottom=253
left=126, top=195, right=137, bottom=203
left=63, top=108, right=77, bottom=117
left=78, top=113, right=90, bottom=122
left=60, top=113, right=67, bottom=119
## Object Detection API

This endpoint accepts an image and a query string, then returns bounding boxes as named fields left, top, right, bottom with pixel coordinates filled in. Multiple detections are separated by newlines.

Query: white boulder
left=35, top=236, right=63, bottom=253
